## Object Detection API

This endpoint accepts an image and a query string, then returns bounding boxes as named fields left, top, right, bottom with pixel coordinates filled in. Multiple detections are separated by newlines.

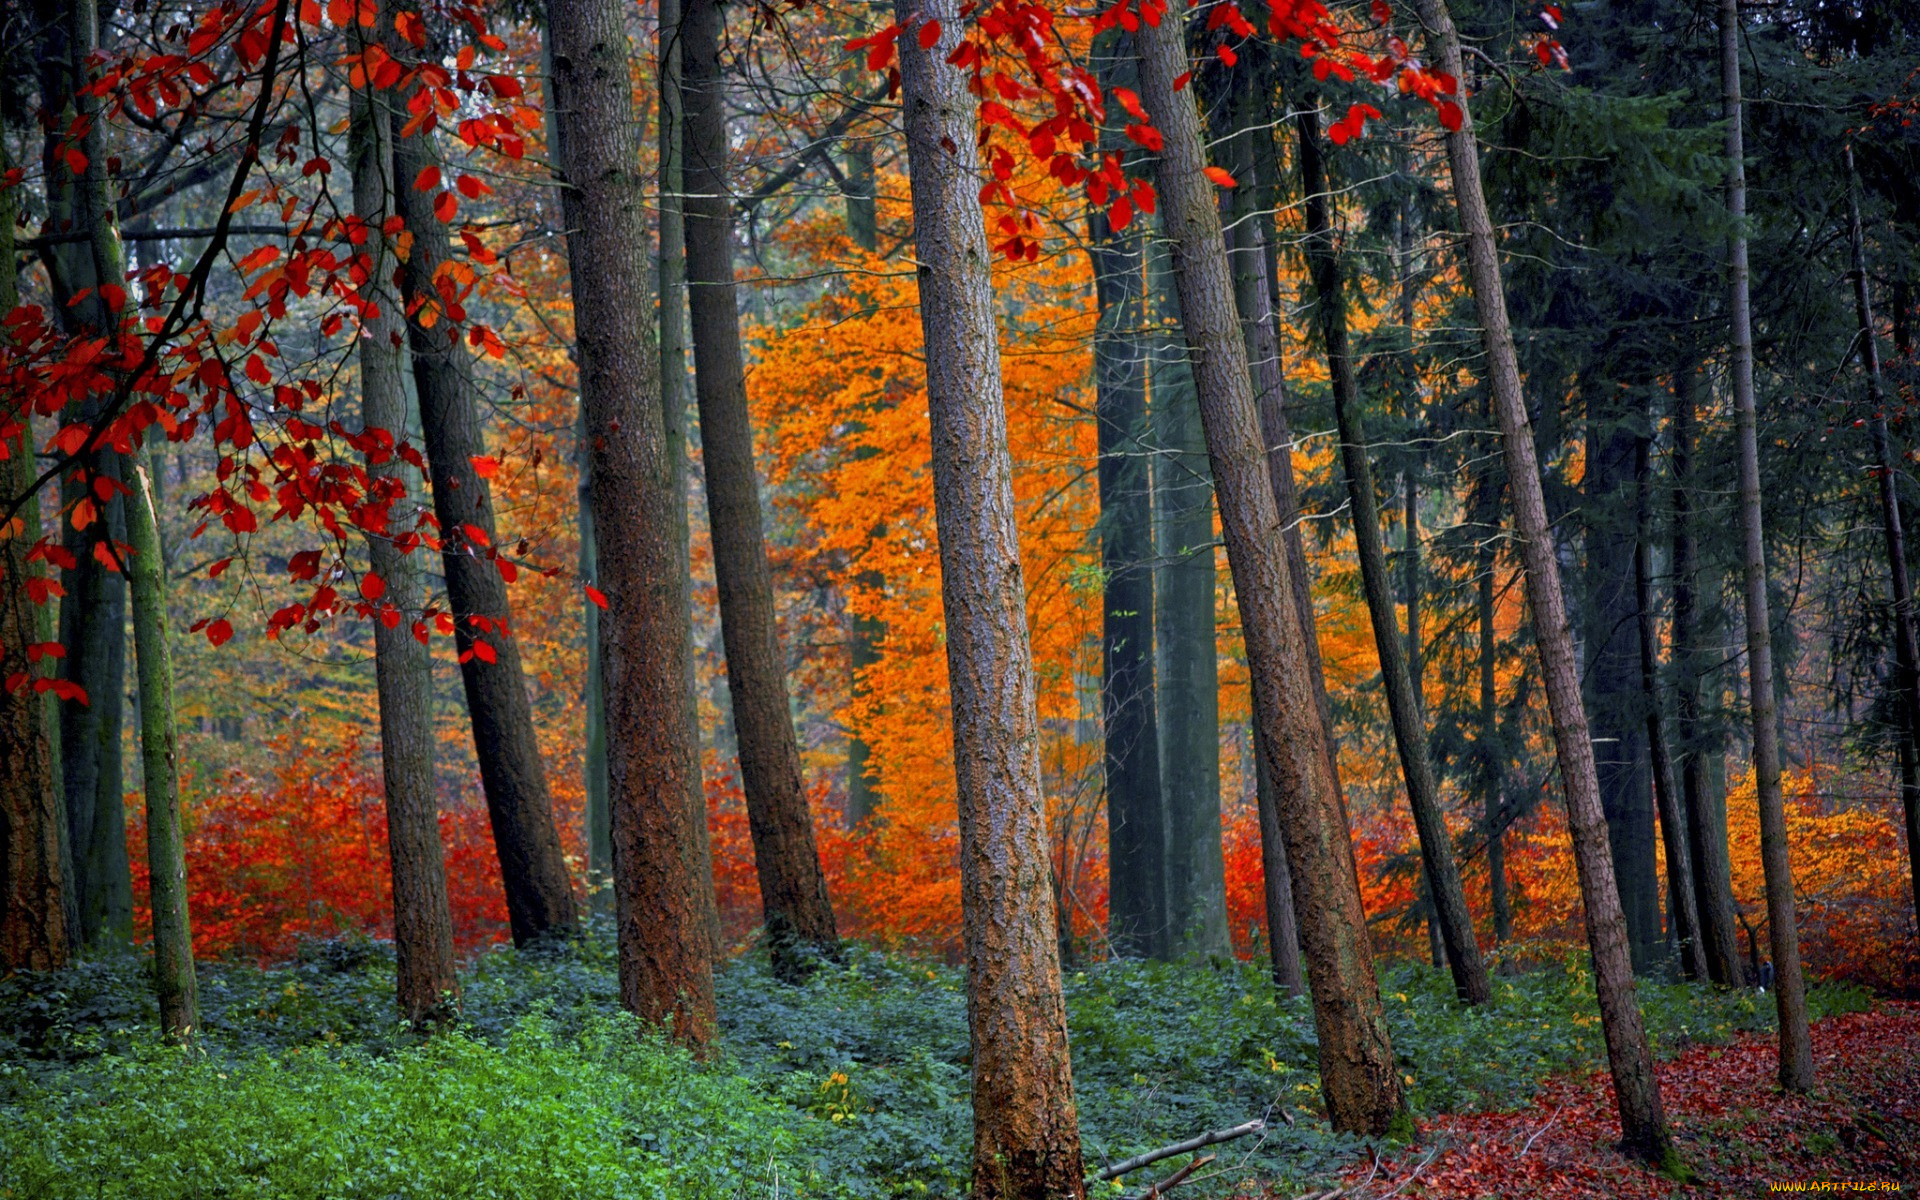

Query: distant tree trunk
left=1088, top=41, right=1167, bottom=958
left=1134, top=15, right=1403, bottom=1135
left=1151, top=233, right=1228, bottom=961
left=125, top=452, right=195, bottom=1040
left=580, top=431, right=611, bottom=914
left=36, top=0, right=132, bottom=950
left=0, top=142, right=70, bottom=971
left=546, top=0, right=718, bottom=1046
left=1846, top=146, right=1920, bottom=935
left=1720, top=0, right=1813, bottom=1091
left=1474, top=466, right=1511, bottom=945
left=841, top=89, right=885, bottom=830
left=895, top=4, right=1085, bottom=1192
left=1295, top=103, right=1490, bottom=1005
left=1414, top=0, right=1672, bottom=1160
left=1635, top=436, right=1703, bottom=982
left=349, top=82, right=458, bottom=1024
left=682, top=0, right=839, bottom=978
left=1671, top=358, right=1744, bottom=986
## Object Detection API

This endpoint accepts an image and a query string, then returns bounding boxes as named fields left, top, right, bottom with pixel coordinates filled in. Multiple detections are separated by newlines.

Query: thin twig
left=1518, top=1107, right=1560, bottom=1158
left=1122, top=1154, right=1214, bottom=1200
left=1093, top=1119, right=1266, bottom=1181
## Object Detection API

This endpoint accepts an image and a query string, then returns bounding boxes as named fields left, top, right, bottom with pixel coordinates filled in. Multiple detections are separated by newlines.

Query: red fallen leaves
left=1341, top=1003, right=1920, bottom=1197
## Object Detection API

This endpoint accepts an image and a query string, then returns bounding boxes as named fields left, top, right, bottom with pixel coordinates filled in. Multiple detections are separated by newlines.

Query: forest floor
left=1341, top=1000, right=1920, bottom=1199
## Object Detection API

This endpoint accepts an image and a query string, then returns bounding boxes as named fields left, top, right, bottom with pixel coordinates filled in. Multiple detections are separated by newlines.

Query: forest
left=0, top=0, right=1915, bottom=1193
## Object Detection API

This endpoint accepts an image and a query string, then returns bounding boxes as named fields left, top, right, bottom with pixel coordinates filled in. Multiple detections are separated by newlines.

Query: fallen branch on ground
left=1093, top=1119, right=1266, bottom=1181
left=1123, top=1153, right=1215, bottom=1200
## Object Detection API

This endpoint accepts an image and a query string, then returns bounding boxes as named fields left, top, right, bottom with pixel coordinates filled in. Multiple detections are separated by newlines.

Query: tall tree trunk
left=841, top=96, right=884, bottom=830
left=389, top=81, right=578, bottom=949
left=1635, top=437, right=1703, bottom=982
left=1089, top=38, right=1167, bottom=958
left=1151, top=234, right=1227, bottom=960
left=1413, top=0, right=1672, bottom=1160
left=1475, top=468, right=1511, bottom=945
left=1134, top=14, right=1403, bottom=1135
left=546, top=0, right=718, bottom=1047
left=126, top=450, right=195, bottom=1040
left=682, top=0, right=839, bottom=977
left=37, top=0, right=132, bottom=950
left=1671, top=357, right=1744, bottom=985
left=349, top=80, right=458, bottom=1024
left=580, top=429, right=611, bottom=914
left=1295, top=104, right=1490, bottom=1005
left=0, top=131, right=70, bottom=970
left=1720, top=0, right=1813, bottom=1091
left=895, top=4, right=1085, bottom=1193
left=1846, top=145, right=1920, bottom=934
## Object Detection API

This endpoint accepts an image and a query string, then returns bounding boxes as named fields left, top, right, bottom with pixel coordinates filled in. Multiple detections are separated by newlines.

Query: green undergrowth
left=0, top=929, right=1872, bottom=1199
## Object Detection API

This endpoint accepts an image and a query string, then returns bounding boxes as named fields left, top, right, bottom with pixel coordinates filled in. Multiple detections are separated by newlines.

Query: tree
left=545, top=0, right=718, bottom=1046
left=893, top=0, right=1085, bottom=1190
left=1133, top=8, right=1403, bottom=1135
left=1719, top=0, right=1813, bottom=1091
left=1411, top=0, right=1673, bottom=1162
left=681, top=0, right=839, bottom=978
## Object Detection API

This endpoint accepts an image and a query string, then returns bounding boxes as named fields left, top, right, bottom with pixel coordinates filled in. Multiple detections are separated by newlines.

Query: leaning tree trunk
left=388, top=88, right=578, bottom=949
left=1474, top=462, right=1512, bottom=945
left=895, top=3, right=1086, bottom=1193
left=349, top=79, right=458, bottom=1024
left=126, top=450, right=196, bottom=1041
left=681, top=0, right=839, bottom=978
left=1134, top=13, right=1403, bottom=1135
left=1295, top=102, right=1490, bottom=1005
left=545, top=0, right=718, bottom=1047
left=1413, top=0, right=1673, bottom=1161
left=1720, top=0, right=1813, bottom=1091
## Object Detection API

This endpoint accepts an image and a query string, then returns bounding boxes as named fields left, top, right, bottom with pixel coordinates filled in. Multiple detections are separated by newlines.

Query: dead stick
left=1124, top=1154, right=1215, bottom=1200
left=1094, top=1119, right=1265, bottom=1181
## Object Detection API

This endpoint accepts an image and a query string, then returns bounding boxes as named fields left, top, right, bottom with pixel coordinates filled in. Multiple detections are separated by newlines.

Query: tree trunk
left=580, top=433, right=611, bottom=915
left=36, top=0, right=132, bottom=951
left=1295, top=103, right=1490, bottom=1005
left=349, top=81, right=459, bottom=1024
left=1134, top=13, right=1403, bottom=1135
left=682, top=0, right=839, bottom=977
left=1635, top=437, right=1703, bottom=982
left=1150, top=233, right=1228, bottom=961
left=126, top=451, right=196, bottom=1040
left=895, top=3, right=1085, bottom=1192
left=1475, top=469, right=1511, bottom=945
left=545, top=0, right=718, bottom=1047
left=1413, top=0, right=1672, bottom=1160
left=389, top=91, right=578, bottom=950
left=1720, top=0, right=1813, bottom=1091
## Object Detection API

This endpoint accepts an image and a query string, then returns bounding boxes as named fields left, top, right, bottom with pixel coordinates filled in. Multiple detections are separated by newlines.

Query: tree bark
left=545, top=0, right=718, bottom=1047
left=1474, top=468, right=1511, bottom=945
left=1719, top=0, right=1813, bottom=1091
left=349, top=79, right=459, bottom=1025
left=388, top=79, right=578, bottom=949
left=682, top=0, right=839, bottom=977
left=1134, top=13, right=1403, bottom=1135
left=1413, top=0, right=1672, bottom=1160
left=1295, top=103, right=1490, bottom=1005
left=895, top=3, right=1085, bottom=1192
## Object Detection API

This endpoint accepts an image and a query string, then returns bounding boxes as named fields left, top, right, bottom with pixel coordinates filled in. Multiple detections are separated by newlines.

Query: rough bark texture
left=1134, top=12, right=1402, bottom=1135
left=1720, top=0, right=1813, bottom=1091
left=349, top=82, right=458, bottom=1024
left=1296, top=104, right=1490, bottom=1006
left=1414, top=0, right=1672, bottom=1160
left=390, top=96, right=578, bottom=950
left=127, top=453, right=196, bottom=1040
left=682, top=0, right=839, bottom=977
left=546, top=0, right=718, bottom=1047
left=895, top=2, right=1085, bottom=1192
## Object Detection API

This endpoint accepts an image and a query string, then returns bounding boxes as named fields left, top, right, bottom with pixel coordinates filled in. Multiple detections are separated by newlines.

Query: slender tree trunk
left=545, top=0, right=718, bottom=1046
left=1135, top=14, right=1403, bottom=1135
left=895, top=4, right=1085, bottom=1192
left=1295, top=103, right=1490, bottom=1005
left=841, top=106, right=885, bottom=829
left=1413, top=0, right=1672, bottom=1159
left=0, top=140, right=70, bottom=970
left=682, top=0, right=839, bottom=977
left=1635, top=437, right=1703, bottom=982
left=125, top=451, right=195, bottom=1040
left=36, top=0, right=132, bottom=950
left=1150, top=233, right=1227, bottom=960
left=580, top=432, right=611, bottom=914
left=349, top=81, right=458, bottom=1024
left=1475, top=472, right=1511, bottom=945
left=388, top=80, right=578, bottom=949
left=1720, top=0, right=1813, bottom=1091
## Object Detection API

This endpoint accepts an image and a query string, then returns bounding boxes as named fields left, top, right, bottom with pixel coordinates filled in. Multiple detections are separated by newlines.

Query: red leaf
left=360, top=571, right=386, bottom=601
left=1203, top=166, right=1237, bottom=188
left=472, top=637, right=497, bottom=664
left=585, top=584, right=608, bottom=609
left=470, top=455, right=500, bottom=478
left=414, top=165, right=441, bottom=192
left=917, top=19, right=942, bottom=49
left=206, top=618, right=233, bottom=646
left=434, top=191, right=458, bottom=223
